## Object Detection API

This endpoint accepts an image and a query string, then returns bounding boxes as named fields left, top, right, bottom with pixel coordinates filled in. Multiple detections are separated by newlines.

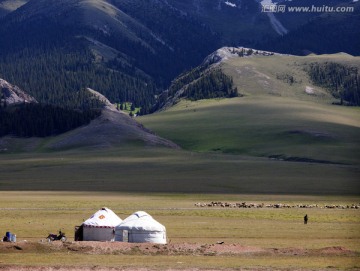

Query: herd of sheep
left=194, top=201, right=360, bottom=209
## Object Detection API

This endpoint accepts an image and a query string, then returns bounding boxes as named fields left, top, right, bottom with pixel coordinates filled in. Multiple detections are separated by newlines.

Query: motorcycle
left=47, top=230, right=67, bottom=242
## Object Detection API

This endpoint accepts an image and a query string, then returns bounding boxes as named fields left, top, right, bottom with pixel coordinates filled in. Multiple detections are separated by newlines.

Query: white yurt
left=82, top=207, right=122, bottom=241
left=115, top=211, right=166, bottom=244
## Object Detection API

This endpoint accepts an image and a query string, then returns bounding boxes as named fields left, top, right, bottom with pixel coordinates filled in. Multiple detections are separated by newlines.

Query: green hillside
left=140, top=97, right=360, bottom=165
left=139, top=52, right=360, bottom=166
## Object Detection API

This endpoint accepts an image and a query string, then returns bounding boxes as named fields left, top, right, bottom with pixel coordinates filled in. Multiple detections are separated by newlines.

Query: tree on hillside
left=0, top=104, right=101, bottom=137
left=182, top=69, right=238, bottom=101
left=307, top=62, right=360, bottom=106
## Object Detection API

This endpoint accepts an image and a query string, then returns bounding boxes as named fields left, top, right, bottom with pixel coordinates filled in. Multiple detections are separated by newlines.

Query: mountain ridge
left=139, top=50, right=360, bottom=166
left=155, top=47, right=360, bottom=112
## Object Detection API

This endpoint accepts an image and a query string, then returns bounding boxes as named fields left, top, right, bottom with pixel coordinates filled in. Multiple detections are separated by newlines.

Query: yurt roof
left=83, top=207, right=122, bottom=228
left=116, top=211, right=165, bottom=231
left=122, top=211, right=149, bottom=222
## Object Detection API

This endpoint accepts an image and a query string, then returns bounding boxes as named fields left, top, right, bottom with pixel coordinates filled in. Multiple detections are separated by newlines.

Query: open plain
left=0, top=192, right=359, bottom=270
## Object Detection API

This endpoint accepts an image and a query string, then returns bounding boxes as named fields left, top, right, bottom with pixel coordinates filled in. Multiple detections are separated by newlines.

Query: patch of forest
left=181, top=69, right=238, bottom=101
left=0, top=44, right=157, bottom=112
left=0, top=5, right=221, bottom=115
left=0, top=103, right=101, bottom=137
left=154, top=67, right=238, bottom=111
left=0, top=18, right=158, bottom=113
left=306, top=62, right=360, bottom=106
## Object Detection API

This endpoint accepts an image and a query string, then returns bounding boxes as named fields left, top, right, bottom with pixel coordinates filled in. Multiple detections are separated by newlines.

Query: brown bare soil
left=0, top=241, right=357, bottom=271
left=0, top=241, right=267, bottom=256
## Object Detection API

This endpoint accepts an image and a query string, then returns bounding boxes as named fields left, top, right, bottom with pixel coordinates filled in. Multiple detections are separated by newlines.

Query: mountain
left=140, top=48, right=360, bottom=165
left=261, top=0, right=360, bottom=55
left=0, top=0, right=358, bottom=132
left=0, top=0, right=223, bottom=112
left=0, top=80, right=103, bottom=138
left=0, top=103, right=179, bottom=151
left=0, top=83, right=179, bottom=151
left=158, top=47, right=360, bottom=109
left=0, top=0, right=358, bottom=115
left=46, top=100, right=179, bottom=151
left=161, top=0, right=278, bottom=44
left=273, top=0, right=354, bottom=30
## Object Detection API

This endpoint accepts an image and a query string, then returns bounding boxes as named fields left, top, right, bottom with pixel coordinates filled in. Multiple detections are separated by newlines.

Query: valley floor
left=1, top=193, right=359, bottom=271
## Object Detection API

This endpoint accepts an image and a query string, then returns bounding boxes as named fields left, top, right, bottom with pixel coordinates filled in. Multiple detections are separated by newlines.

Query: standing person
left=304, top=214, right=308, bottom=224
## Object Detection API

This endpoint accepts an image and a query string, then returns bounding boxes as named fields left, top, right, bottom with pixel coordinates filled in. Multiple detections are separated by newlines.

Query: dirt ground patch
left=0, top=241, right=267, bottom=256
left=1, top=241, right=359, bottom=271
left=0, top=241, right=358, bottom=271
left=0, top=268, right=269, bottom=271
left=0, top=240, right=357, bottom=257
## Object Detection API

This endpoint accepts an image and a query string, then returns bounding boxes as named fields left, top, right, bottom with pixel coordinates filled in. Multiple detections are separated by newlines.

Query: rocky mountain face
left=0, top=78, right=37, bottom=105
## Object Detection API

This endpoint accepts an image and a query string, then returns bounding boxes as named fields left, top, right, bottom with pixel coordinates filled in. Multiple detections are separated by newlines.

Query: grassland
left=0, top=192, right=359, bottom=270
left=140, top=97, right=360, bottom=164
left=0, top=146, right=358, bottom=195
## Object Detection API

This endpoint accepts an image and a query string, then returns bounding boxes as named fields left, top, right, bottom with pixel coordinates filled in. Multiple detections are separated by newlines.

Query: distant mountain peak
left=0, top=78, right=37, bottom=105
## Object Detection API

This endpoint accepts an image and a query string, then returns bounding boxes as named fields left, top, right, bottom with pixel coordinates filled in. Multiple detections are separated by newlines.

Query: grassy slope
left=222, top=54, right=360, bottom=99
left=140, top=97, right=360, bottom=164
left=139, top=54, right=360, bottom=161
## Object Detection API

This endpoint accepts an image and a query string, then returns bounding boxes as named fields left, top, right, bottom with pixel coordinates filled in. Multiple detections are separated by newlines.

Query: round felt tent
left=115, top=211, right=166, bottom=244
left=82, top=207, right=122, bottom=241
